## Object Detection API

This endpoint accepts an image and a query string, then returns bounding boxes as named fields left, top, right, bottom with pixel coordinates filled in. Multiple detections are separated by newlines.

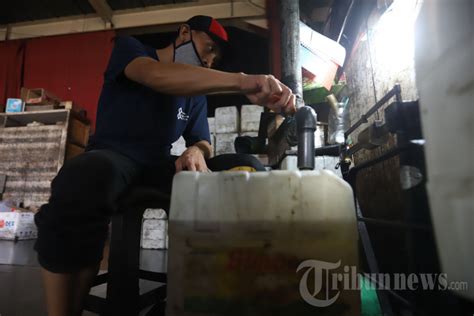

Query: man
left=34, top=15, right=296, bottom=316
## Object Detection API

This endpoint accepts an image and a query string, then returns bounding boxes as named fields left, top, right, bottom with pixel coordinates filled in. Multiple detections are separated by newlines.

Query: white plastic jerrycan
left=167, top=170, right=359, bottom=316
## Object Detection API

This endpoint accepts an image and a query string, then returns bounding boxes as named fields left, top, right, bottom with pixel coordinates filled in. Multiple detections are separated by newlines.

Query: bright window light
left=371, top=0, right=423, bottom=73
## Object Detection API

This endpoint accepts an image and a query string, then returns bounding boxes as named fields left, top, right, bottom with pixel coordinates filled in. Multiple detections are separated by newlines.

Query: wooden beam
left=1, top=0, right=266, bottom=41
left=117, top=17, right=267, bottom=37
left=88, top=0, right=114, bottom=26
left=0, top=25, right=10, bottom=41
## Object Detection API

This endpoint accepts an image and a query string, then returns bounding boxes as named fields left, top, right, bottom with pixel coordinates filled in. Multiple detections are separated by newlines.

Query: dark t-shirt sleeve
left=183, top=96, right=211, bottom=147
left=105, top=36, right=151, bottom=81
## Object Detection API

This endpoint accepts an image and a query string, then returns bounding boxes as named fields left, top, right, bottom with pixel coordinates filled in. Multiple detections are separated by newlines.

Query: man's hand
left=239, top=73, right=297, bottom=114
left=175, top=146, right=210, bottom=173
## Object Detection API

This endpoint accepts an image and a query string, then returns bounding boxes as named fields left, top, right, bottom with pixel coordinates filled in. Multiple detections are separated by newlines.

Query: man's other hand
left=175, top=146, right=210, bottom=173
left=240, top=74, right=297, bottom=114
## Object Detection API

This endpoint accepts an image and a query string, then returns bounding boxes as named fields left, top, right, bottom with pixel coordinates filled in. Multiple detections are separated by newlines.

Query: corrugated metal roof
left=0, top=0, right=94, bottom=24
left=0, top=0, right=194, bottom=25
left=107, top=0, right=185, bottom=11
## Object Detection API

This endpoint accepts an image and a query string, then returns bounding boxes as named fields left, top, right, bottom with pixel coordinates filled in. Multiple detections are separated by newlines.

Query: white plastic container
left=280, top=156, right=342, bottom=178
left=167, top=170, right=359, bottom=315
left=415, top=0, right=474, bottom=301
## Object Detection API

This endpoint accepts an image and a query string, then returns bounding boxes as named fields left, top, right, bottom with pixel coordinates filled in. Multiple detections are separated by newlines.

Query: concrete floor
left=0, top=240, right=167, bottom=316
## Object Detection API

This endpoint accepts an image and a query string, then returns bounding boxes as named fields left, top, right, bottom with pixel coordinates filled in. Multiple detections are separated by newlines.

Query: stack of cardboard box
left=240, top=105, right=263, bottom=138
left=23, top=88, right=61, bottom=112
left=214, top=106, right=240, bottom=155
left=4, top=88, right=85, bottom=114
left=170, top=105, right=266, bottom=160
left=5, top=88, right=61, bottom=113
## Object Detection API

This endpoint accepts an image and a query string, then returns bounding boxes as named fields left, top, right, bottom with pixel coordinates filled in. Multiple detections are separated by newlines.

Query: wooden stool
left=84, top=186, right=169, bottom=316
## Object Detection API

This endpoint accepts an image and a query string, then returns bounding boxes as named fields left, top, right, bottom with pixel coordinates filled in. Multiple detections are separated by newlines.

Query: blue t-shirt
left=88, top=36, right=211, bottom=165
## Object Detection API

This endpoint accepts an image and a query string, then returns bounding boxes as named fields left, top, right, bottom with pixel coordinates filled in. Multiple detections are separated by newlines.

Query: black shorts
left=34, top=149, right=264, bottom=273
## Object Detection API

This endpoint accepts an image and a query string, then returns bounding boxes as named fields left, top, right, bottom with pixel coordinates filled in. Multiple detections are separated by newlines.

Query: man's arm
left=191, top=140, right=213, bottom=159
left=124, top=57, right=296, bottom=114
left=125, top=57, right=241, bottom=96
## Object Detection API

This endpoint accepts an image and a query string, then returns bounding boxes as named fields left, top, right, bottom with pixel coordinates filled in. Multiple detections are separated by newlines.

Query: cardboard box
left=69, top=117, right=90, bottom=147
left=0, top=210, right=37, bottom=240
left=6, top=98, right=24, bottom=113
left=25, top=104, right=57, bottom=112
left=25, top=88, right=60, bottom=105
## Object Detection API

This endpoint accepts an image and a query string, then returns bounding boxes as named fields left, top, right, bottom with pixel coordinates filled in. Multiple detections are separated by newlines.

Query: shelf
left=0, top=110, right=69, bottom=127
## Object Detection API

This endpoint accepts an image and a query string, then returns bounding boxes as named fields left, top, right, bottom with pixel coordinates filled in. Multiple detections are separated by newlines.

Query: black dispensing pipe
left=295, top=106, right=317, bottom=170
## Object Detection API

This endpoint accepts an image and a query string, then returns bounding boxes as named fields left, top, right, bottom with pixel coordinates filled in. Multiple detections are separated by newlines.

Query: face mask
left=173, top=34, right=204, bottom=67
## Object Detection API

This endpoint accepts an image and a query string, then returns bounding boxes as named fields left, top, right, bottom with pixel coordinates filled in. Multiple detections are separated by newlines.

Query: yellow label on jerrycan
left=167, top=170, right=360, bottom=316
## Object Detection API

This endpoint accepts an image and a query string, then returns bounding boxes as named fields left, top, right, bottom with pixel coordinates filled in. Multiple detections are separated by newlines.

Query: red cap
left=186, top=15, right=230, bottom=54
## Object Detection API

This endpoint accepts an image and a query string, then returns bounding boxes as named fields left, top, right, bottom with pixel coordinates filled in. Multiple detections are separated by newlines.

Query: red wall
left=0, top=30, right=115, bottom=129
left=267, top=0, right=281, bottom=80
left=0, top=40, right=25, bottom=108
